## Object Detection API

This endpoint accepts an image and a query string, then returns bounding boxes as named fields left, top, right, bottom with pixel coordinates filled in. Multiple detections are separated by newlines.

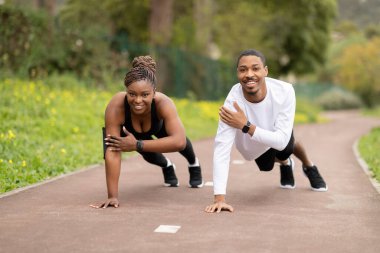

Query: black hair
left=124, top=55, right=157, bottom=88
left=236, top=49, right=266, bottom=67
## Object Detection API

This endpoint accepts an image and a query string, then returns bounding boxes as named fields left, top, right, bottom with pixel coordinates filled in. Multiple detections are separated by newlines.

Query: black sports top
left=120, top=97, right=165, bottom=140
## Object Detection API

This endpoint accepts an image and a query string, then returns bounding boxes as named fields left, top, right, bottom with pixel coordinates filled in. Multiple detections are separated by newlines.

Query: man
left=205, top=49, right=327, bottom=213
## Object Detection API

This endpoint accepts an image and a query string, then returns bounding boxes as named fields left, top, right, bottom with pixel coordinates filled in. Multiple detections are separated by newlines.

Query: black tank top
left=121, top=97, right=164, bottom=140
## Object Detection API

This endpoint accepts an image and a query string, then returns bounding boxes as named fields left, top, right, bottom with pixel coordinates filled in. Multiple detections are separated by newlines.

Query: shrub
left=316, top=88, right=363, bottom=110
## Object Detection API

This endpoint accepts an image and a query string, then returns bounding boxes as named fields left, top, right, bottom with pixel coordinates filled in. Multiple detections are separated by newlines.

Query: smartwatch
left=136, top=140, right=144, bottom=152
left=242, top=121, right=251, bottom=133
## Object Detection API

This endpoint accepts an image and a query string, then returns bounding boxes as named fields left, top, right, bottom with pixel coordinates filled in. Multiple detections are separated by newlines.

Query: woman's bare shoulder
left=105, top=92, right=126, bottom=121
left=155, top=92, right=173, bottom=104
left=154, top=92, right=177, bottom=117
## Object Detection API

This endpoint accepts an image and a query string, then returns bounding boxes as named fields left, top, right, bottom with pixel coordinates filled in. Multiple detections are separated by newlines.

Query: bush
left=316, top=88, right=363, bottom=110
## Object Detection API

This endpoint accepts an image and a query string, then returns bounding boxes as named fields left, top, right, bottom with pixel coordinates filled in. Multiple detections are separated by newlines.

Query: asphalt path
left=1, top=110, right=380, bottom=253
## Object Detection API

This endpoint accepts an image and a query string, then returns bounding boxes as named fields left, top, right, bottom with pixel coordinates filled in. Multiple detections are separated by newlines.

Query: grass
left=359, top=107, right=380, bottom=182
left=0, top=77, right=321, bottom=193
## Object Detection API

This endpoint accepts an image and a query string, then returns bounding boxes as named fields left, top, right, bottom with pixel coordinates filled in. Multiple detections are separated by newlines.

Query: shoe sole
left=280, top=184, right=296, bottom=189
left=163, top=182, right=179, bottom=187
left=188, top=181, right=204, bottom=188
left=302, top=170, right=328, bottom=192
left=310, top=185, right=328, bottom=192
left=280, top=157, right=295, bottom=189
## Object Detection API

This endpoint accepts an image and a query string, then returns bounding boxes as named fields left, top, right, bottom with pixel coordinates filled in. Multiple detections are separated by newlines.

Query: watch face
left=242, top=121, right=250, bottom=133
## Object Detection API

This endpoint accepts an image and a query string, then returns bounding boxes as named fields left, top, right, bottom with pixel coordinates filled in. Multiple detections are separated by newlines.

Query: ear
left=264, top=66, right=269, bottom=76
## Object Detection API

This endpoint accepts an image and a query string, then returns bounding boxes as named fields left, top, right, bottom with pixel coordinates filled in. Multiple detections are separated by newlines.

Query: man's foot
left=162, top=164, right=179, bottom=187
left=188, top=164, right=204, bottom=188
left=303, top=165, right=328, bottom=192
left=280, top=157, right=295, bottom=189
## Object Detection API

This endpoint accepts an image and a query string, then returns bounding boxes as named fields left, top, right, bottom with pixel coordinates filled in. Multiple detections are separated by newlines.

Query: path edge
left=0, top=163, right=102, bottom=199
left=353, top=138, right=380, bottom=194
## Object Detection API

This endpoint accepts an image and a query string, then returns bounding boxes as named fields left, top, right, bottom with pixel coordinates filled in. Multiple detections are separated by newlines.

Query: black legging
left=139, top=137, right=196, bottom=167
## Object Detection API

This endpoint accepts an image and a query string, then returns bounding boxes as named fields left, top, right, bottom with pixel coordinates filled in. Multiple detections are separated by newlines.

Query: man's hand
left=204, top=195, right=234, bottom=213
left=105, top=126, right=137, bottom=152
left=219, top=101, right=247, bottom=129
left=90, top=197, right=119, bottom=209
left=205, top=202, right=234, bottom=213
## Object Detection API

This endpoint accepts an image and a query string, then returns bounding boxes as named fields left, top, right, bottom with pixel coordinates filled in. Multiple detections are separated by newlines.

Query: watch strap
left=136, top=140, right=144, bottom=152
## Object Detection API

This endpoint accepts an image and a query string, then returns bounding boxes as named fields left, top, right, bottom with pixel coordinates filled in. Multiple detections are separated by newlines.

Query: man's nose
left=247, top=69, right=254, bottom=77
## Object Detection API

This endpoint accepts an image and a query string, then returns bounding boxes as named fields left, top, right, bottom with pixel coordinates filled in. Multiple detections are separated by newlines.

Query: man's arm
left=220, top=88, right=295, bottom=151
left=205, top=99, right=236, bottom=213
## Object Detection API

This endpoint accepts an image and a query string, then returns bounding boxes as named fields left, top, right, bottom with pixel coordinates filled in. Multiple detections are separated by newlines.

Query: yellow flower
left=72, top=127, right=80, bottom=133
left=0, top=159, right=3, bottom=163
left=8, top=130, right=16, bottom=139
left=8, top=160, right=13, bottom=164
left=61, top=148, right=67, bottom=154
left=51, top=108, right=57, bottom=114
left=22, top=160, right=27, bottom=167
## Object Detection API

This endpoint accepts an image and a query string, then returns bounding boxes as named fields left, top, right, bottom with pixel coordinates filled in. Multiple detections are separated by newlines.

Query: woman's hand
left=105, top=127, right=137, bottom=152
left=90, top=197, right=119, bottom=209
left=219, top=101, right=247, bottom=129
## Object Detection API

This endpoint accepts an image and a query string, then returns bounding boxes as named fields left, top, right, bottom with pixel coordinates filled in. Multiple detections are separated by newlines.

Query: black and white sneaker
left=303, top=165, right=328, bottom=192
left=188, top=164, right=204, bottom=188
left=162, top=164, right=179, bottom=187
left=280, top=157, right=295, bottom=189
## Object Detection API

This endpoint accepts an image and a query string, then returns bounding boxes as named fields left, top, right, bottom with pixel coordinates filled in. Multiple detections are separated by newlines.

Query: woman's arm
left=105, top=94, right=187, bottom=153
left=141, top=94, right=186, bottom=152
left=91, top=93, right=124, bottom=208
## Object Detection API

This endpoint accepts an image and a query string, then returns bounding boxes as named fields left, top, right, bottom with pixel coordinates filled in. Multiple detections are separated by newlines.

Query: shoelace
left=307, top=167, right=324, bottom=183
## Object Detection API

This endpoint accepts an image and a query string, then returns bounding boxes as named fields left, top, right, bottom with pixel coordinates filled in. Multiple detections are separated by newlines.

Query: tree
left=149, top=0, right=174, bottom=91
left=334, top=37, right=380, bottom=107
left=213, top=0, right=337, bottom=76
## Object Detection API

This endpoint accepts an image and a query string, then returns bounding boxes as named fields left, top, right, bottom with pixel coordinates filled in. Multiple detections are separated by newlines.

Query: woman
left=91, top=55, right=203, bottom=209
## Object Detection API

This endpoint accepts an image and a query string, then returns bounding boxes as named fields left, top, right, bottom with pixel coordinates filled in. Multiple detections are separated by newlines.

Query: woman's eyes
left=128, top=93, right=150, bottom=98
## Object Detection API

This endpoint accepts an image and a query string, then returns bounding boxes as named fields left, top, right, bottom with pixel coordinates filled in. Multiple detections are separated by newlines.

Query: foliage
left=337, top=0, right=380, bottom=29
left=213, top=0, right=337, bottom=76
left=316, top=88, right=363, bottom=110
left=2, top=0, right=338, bottom=88
left=295, top=98, right=324, bottom=124
left=0, top=78, right=111, bottom=193
left=334, top=37, right=380, bottom=107
left=0, top=5, right=49, bottom=76
left=359, top=127, right=380, bottom=182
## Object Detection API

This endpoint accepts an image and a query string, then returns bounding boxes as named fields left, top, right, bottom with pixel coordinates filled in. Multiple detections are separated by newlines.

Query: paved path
left=1, top=110, right=380, bottom=253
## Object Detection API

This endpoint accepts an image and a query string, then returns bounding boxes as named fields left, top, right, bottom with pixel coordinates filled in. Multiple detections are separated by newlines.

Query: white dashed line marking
left=154, top=225, right=181, bottom=234
left=205, top=181, right=213, bottom=186
left=232, top=159, right=245, bottom=165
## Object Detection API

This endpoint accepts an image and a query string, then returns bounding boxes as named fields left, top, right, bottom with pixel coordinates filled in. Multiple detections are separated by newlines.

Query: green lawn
left=359, top=108, right=380, bottom=182
left=0, top=78, right=321, bottom=193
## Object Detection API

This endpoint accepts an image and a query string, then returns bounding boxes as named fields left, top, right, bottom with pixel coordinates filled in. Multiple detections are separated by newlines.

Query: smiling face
left=237, top=55, right=268, bottom=103
left=126, top=80, right=155, bottom=116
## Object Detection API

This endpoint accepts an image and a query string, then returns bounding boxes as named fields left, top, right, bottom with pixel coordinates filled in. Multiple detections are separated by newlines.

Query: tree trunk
left=194, top=0, right=215, bottom=57
left=149, top=0, right=174, bottom=92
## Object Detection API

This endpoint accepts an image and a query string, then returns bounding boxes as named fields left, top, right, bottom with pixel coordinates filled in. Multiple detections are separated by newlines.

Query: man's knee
left=257, top=162, right=275, bottom=171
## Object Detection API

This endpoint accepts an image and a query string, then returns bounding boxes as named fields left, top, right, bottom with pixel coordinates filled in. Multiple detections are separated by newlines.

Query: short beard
left=247, top=91, right=258, bottom=96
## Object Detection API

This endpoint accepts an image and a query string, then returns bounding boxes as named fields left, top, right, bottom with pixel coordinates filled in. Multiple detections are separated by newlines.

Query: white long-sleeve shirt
left=213, top=77, right=296, bottom=195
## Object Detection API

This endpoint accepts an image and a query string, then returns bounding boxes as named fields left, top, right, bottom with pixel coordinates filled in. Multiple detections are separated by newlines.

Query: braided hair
left=124, top=56, right=157, bottom=88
